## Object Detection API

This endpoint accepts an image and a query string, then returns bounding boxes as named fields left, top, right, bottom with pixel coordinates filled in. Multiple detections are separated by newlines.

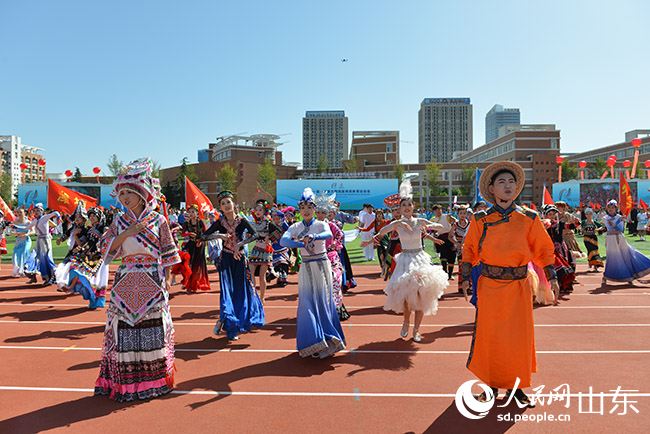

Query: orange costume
left=461, top=204, right=556, bottom=389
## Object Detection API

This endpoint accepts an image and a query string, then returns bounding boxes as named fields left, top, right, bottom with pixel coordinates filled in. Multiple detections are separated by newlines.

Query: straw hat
left=479, top=161, right=525, bottom=205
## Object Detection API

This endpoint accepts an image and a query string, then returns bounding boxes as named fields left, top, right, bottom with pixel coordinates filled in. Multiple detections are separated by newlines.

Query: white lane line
left=1, top=345, right=649, bottom=355
left=2, top=320, right=650, bottom=328
left=3, top=303, right=650, bottom=310
left=0, top=386, right=649, bottom=398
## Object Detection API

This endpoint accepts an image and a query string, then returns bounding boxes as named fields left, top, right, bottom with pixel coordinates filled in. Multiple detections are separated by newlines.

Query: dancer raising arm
left=280, top=188, right=346, bottom=358
left=361, top=180, right=449, bottom=343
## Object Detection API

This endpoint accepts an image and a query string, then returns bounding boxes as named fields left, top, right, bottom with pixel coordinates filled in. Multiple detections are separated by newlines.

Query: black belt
left=481, top=264, right=528, bottom=280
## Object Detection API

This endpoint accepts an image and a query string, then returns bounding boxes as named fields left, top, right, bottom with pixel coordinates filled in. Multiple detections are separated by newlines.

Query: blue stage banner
left=277, top=179, right=398, bottom=210
left=18, top=183, right=119, bottom=209
left=17, top=184, right=47, bottom=208
left=552, top=182, right=581, bottom=207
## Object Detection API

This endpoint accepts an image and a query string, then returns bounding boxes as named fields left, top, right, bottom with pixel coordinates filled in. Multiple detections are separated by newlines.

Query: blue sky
left=1, top=0, right=648, bottom=174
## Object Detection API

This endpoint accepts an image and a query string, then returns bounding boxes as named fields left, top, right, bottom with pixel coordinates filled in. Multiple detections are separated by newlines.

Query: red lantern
left=623, top=160, right=632, bottom=168
left=555, top=156, right=564, bottom=164
left=632, top=138, right=642, bottom=148
left=645, top=160, right=650, bottom=169
left=65, top=170, right=73, bottom=177
left=19, top=163, right=27, bottom=170
left=93, top=167, right=101, bottom=174
left=607, top=158, right=615, bottom=167
left=578, top=161, right=587, bottom=168
left=38, top=158, right=46, bottom=166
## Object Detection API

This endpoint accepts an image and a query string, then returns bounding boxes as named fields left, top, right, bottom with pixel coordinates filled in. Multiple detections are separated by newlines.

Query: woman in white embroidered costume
left=362, top=180, right=449, bottom=342
left=94, top=158, right=181, bottom=402
left=280, top=188, right=346, bottom=358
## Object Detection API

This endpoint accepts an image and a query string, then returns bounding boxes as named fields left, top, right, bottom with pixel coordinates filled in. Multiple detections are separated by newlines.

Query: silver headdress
left=314, top=191, right=337, bottom=213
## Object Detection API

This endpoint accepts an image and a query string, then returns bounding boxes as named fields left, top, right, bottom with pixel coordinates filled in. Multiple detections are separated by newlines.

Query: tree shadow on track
left=264, top=293, right=299, bottom=302
left=0, top=283, right=48, bottom=291
left=590, top=282, right=640, bottom=294
left=174, top=336, right=252, bottom=362
left=68, top=360, right=101, bottom=371
left=418, top=398, right=526, bottom=434
left=343, top=288, right=385, bottom=297
left=420, top=324, right=473, bottom=345
left=176, top=353, right=336, bottom=409
left=0, top=307, right=89, bottom=322
left=174, top=309, right=220, bottom=321
left=346, top=306, right=386, bottom=316
left=176, top=338, right=417, bottom=410
left=0, top=393, right=166, bottom=433
left=4, top=324, right=104, bottom=343
left=0, top=293, right=75, bottom=304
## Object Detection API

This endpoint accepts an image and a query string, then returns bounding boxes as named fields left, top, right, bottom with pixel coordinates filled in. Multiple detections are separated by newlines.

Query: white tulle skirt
left=383, top=249, right=449, bottom=316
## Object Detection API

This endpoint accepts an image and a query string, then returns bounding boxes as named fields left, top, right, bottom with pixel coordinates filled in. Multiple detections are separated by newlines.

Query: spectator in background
left=358, top=203, right=376, bottom=261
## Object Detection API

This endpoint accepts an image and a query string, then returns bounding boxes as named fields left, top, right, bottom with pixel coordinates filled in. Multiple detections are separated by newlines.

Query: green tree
left=459, top=164, right=477, bottom=197
left=392, top=163, right=405, bottom=183
left=0, top=173, right=12, bottom=204
left=216, top=163, right=237, bottom=192
left=72, top=167, right=83, bottom=182
left=589, top=157, right=608, bottom=179
left=316, top=154, right=329, bottom=174
left=257, top=158, right=277, bottom=196
left=560, top=159, right=578, bottom=181
left=176, top=157, right=198, bottom=184
left=425, top=159, right=443, bottom=197
left=107, top=154, right=123, bottom=176
left=343, top=159, right=359, bottom=173
left=151, top=160, right=162, bottom=179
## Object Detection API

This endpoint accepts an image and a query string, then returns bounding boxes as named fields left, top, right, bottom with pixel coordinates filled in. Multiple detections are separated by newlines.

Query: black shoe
left=26, top=275, right=37, bottom=284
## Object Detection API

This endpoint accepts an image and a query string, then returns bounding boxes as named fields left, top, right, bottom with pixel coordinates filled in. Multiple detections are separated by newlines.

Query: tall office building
left=485, top=104, right=521, bottom=144
left=302, top=111, right=349, bottom=170
left=418, top=98, right=472, bottom=164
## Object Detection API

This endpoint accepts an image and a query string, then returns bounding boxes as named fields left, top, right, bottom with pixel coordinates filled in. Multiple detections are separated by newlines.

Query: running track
left=0, top=264, right=648, bottom=433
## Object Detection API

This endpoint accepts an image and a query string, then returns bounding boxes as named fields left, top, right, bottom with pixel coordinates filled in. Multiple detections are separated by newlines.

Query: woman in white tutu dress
left=362, top=180, right=449, bottom=342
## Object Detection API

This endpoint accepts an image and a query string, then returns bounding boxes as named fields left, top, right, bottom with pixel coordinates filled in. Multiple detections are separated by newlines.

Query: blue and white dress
left=25, top=212, right=59, bottom=282
left=11, top=221, right=33, bottom=277
left=602, top=213, right=650, bottom=282
left=280, top=218, right=346, bottom=358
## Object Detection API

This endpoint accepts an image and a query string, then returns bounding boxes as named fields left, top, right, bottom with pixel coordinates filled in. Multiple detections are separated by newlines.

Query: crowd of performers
left=3, top=157, right=650, bottom=407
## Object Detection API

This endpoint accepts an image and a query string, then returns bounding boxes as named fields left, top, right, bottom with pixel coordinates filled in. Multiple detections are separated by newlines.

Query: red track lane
left=1, top=264, right=649, bottom=433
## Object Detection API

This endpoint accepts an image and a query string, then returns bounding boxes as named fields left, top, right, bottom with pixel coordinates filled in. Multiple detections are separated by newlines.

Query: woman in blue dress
left=602, top=199, right=650, bottom=285
left=280, top=188, right=346, bottom=358
left=202, top=191, right=265, bottom=340
left=10, top=208, right=34, bottom=277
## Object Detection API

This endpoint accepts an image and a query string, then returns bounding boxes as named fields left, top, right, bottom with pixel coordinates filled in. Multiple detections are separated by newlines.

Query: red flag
left=619, top=171, right=633, bottom=216
left=640, top=199, right=648, bottom=212
left=47, top=179, right=97, bottom=215
left=589, top=202, right=594, bottom=209
left=0, top=196, right=16, bottom=222
left=542, top=184, right=554, bottom=206
left=529, top=203, right=537, bottom=211
left=185, top=177, right=214, bottom=219
left=579, top=201, right=584, bottom=207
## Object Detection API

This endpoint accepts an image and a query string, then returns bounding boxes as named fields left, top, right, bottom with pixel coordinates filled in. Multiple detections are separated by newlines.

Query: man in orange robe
left=460, top=161, right=559, bottom=407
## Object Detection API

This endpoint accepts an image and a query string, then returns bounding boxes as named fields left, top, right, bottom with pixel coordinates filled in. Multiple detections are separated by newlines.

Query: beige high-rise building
left=302, top=111, right=349, bottom=170
left=418, top=98, right=473, bottom=164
